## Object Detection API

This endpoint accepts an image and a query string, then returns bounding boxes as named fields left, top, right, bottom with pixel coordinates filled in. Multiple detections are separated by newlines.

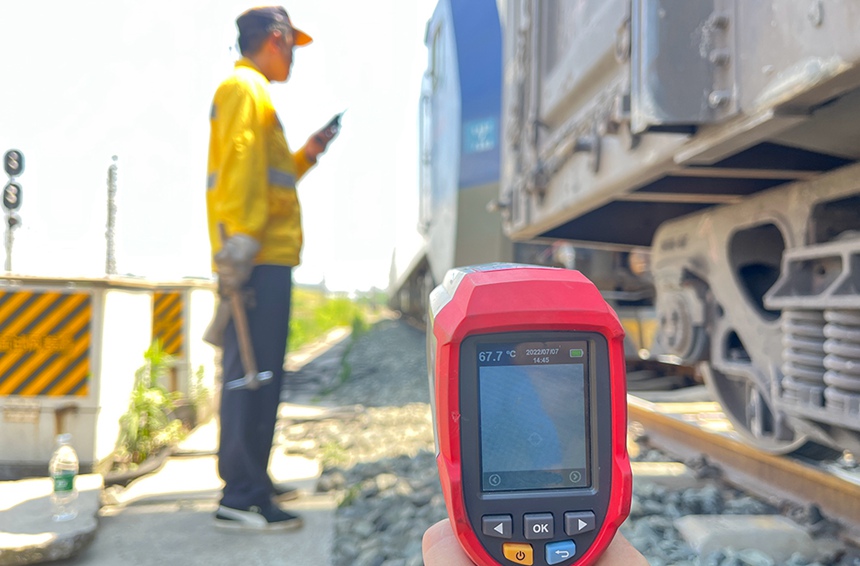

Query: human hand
left=305, top=112, right=342, bottom=162
left=214, top=233, right=260, bottom=294
left=422, top=519, right=648, bottom=566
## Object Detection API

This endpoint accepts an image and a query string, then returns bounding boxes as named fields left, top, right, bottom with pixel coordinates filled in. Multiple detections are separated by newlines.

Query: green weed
left=319, top=439, right=349, bottom=468
left=114, top=341, right=187, bottom=467
left=288, top=289, right=371, bottom=351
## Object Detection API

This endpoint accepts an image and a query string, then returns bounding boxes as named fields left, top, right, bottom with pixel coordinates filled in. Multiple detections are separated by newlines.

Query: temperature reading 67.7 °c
left=478, top=350, right=516, bottom=363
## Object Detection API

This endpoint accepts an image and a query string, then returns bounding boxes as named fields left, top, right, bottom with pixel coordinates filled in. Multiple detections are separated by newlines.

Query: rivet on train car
left=709, top=49, right=731, bottom=66
left=808, top=1, right=824, bottom=27
left=708, top=91, right=732, bottom=109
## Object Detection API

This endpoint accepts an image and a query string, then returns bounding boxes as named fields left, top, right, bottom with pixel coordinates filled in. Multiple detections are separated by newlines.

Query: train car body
left=390, top=0, right=514, bottom=318
left=498, top=0, right=860, bottom=455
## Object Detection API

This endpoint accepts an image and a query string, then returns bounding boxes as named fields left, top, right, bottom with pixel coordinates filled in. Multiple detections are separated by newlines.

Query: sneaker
left=272, top=483, right=300, bottom=503
left=214, top=504, right=303, bottom=532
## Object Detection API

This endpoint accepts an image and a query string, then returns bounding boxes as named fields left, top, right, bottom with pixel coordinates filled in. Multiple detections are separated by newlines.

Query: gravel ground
left=282, top=318, right=439, bottom=566
left=280, top=317, right=858, bottom=566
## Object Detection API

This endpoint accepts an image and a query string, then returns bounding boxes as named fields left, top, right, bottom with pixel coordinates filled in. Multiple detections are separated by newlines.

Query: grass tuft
left=288, top=288, right=371, bottom=352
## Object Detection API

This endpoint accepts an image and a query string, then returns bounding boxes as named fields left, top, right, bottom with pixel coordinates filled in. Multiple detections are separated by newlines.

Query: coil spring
left=824, top=310, right=860, bottom=394
left=782, top=310, right=827, bottom=385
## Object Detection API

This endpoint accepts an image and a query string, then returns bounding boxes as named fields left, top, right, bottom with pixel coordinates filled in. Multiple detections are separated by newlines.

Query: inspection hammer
left=219, top=225, right=273, bottom=391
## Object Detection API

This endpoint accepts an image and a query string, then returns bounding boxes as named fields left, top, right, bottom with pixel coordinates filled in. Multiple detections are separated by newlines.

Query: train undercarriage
left=652, top=163, right=860, bottom=454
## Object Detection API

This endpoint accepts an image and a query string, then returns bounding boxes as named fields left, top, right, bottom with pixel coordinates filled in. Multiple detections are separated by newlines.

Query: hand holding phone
left=306, top=111, right=344, bottom=162
left=313, top=111, right=344, bottom=145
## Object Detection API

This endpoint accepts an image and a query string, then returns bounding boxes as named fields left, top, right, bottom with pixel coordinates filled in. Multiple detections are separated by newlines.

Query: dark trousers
left=218, top=265, right=292, bottom=509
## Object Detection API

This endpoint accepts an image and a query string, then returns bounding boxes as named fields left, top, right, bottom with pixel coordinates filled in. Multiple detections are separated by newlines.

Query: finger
left=422, top=519, right=475, bottom=566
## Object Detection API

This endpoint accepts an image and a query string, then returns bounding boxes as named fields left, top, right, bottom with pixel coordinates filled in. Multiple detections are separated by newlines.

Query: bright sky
left=0, top=0, right=435, bottom=292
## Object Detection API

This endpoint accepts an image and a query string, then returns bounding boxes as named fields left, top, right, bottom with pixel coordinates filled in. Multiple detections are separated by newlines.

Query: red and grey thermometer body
left=428, top=264, right=632, bottom=566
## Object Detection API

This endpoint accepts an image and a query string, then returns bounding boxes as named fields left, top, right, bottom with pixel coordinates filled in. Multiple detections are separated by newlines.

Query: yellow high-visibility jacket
left=206, top=58, right=314, bottom=267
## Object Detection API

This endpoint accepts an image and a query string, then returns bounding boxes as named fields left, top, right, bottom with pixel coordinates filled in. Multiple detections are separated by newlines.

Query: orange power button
left=502, top=542, right=534, bottom=565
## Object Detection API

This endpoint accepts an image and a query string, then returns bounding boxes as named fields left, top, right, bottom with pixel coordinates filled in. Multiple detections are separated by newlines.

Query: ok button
left=523, top=513, right=554, bottom=540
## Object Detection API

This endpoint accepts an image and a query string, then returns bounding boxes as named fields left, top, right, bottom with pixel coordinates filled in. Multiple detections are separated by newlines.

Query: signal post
left=2, top=149, right=25, bottom=272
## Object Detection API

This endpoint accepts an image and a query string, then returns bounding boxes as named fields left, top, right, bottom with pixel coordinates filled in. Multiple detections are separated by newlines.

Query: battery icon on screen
left=570, top=348, right=584, bottom=358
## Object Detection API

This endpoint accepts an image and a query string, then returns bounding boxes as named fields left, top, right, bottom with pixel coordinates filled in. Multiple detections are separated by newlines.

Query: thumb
left=422, top=519, right=475, bottom=566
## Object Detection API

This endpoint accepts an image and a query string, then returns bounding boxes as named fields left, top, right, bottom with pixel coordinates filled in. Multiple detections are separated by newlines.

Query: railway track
left=627, top=392, right=860, bottom=542
left=400, top=309, right=860, bottom=555
left=404, top=308, right=860, bottom=530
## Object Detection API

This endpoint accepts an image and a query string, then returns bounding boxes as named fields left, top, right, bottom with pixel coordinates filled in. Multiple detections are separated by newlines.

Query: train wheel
left=700, top=363, right=808, bottom=454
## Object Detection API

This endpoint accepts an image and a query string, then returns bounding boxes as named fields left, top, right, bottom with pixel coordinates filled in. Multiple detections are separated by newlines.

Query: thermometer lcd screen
left=477, top=340, right=590, bottom=492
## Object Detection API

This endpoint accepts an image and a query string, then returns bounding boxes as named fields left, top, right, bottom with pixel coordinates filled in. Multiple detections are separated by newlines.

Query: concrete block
left=675, top=515, right=815, bottom=563
left=103, top=456, right=223, bottom=507
left=0, top=474, right=101, bottom=565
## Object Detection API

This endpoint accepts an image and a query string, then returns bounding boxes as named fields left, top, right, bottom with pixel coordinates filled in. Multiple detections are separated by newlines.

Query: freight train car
left=496, top=0, right=860, bottom=455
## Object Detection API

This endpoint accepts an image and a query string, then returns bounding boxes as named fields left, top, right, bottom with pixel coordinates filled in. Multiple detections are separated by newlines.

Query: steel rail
left=627, top=395, right=860, bottom=530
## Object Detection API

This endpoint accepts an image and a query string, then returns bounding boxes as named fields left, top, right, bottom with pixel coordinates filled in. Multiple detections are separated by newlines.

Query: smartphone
left=318, top=111, right=345, bottom=142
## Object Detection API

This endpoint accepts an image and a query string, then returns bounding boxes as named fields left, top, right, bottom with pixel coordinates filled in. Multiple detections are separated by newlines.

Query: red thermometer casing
left=428, top=264, right=632, bottom=566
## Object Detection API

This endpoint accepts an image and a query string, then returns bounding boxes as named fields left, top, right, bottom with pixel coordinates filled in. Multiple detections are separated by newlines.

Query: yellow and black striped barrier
left=152, top=291, right=184, bottom=357
left=0, top=276, right=217, bottom=477
left=0, top=290, right=92, bottom=397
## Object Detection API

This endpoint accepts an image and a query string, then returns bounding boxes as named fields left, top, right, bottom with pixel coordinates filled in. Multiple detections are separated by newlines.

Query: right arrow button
left=564, top=511, right=596, bottom=536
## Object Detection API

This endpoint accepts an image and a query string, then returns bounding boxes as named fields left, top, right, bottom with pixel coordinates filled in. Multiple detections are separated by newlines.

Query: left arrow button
left=482, top=514, right=512, bottom=539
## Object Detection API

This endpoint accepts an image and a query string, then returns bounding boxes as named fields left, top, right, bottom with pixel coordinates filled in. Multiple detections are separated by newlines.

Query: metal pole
left=105, top=156, right=118, bottom=276
left=4, top=215, right=12, bottom=272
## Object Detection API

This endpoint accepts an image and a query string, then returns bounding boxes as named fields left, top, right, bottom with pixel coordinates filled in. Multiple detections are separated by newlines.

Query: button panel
left=488, top=510, right=595, bottom=565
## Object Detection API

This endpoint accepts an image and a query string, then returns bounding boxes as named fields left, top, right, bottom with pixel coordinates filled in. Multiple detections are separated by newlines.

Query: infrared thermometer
left=428, top=264, right=632, bottom=566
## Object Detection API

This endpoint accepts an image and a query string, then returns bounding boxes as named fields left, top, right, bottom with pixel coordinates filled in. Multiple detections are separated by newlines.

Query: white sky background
left=0, top=0, right=435, bottom=292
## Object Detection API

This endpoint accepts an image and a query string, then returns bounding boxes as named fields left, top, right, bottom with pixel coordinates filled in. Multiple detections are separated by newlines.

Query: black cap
left=236, top=6, right=313, bottom=47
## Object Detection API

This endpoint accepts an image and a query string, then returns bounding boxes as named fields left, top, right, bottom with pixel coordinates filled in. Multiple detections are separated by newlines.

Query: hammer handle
left=229, top=290, right=258, bottom=376
left=219, top=224, right=259, bottom=380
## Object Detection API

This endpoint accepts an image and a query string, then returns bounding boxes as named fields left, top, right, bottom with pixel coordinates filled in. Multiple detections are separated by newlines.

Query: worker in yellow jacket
left=206, top=6, right=339, bottom=532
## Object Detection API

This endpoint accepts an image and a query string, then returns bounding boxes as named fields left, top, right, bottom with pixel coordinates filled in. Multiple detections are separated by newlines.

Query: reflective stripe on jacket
left=206, top=58, right=314, bottom=267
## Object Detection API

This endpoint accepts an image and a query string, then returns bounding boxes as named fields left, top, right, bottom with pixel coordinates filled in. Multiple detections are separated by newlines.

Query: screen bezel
left=459, top=330, right=614, bottom=564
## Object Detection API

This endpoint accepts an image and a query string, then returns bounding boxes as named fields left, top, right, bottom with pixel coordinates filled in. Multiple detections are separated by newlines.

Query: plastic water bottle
left=49, top=433, right=79, bottom=521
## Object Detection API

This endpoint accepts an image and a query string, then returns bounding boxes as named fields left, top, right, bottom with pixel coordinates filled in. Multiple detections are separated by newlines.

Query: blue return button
left=546, top=540, right=576, bottom=565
